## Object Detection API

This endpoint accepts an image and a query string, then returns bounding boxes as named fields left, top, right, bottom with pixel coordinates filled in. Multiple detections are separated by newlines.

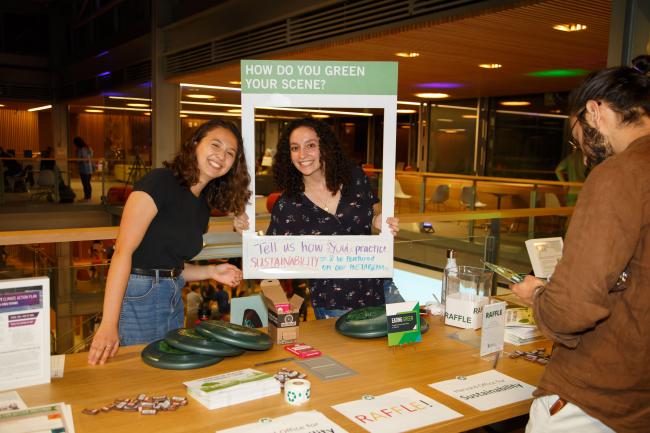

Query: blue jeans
left=119, top=273, right=184, bottom=346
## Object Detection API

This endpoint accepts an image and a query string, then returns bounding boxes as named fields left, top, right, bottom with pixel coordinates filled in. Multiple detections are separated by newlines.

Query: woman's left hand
left=374, top=213, right=400, bottom=236
left=211, top=263, right=243, bottom=287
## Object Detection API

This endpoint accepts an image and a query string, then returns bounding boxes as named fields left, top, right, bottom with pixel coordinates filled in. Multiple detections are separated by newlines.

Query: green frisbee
left=335, top=306, right=389, bottom=339
left=141, top=339, right=222, bottom=370
left=335, top=306, right=430, bottom=339
left=165, top=328, right=246, bottom=357
left=195, top=320, right=273, bottom=351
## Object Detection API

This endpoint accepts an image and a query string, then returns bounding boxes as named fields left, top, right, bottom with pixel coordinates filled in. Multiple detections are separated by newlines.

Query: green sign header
left=241, top=60, right=397, bottom=95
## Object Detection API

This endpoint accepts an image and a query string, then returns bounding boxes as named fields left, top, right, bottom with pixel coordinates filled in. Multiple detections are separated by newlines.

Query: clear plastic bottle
left=440, top=249, right=457, bottom=314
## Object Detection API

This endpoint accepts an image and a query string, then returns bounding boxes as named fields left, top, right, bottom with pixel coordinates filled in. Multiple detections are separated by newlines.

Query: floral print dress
left=267, top=166, right=385, bottom=310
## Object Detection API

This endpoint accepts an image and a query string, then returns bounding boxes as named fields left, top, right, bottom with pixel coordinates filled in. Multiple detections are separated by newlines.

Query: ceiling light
left=398, top=100, right=420, bottom=106
left=255, top=118, right=266, bottom=122
left=227, top=109, right=242, bottom=113
left=462, top=114, right=478, bottom=119
left=499, top=101, right=531, bottom=106
left=395, top=52, right=420, bottom=58
left=553, top=23, right=587, bottom=32
left=229, top=80, right=241, bottom=85
left=415, top=93, right=449, bottom=99
left=180, top=83, right=241, bottom=92
left=397, top=109, right=417, bottom=114
left=82, top=105, right=150, bottom=112
left=180, top=114, right=188, bottom=118
left=311, top=114, right=330, bottom=118
left=85, top=109, right=104, bottom=113
left=438, top=128, right=466, bottom=133
left=417, top=82, right=463, bottom=89
left=0, top=104, right=4, bottom=107
left=109, top=96, right=151, bottom=102
left=436, top=118, right=453, bottom=122
left=27, top=105, right=52, bottom=112
left=144, top=112, right=151, bottom=116
left=127, top=103, right=149, bottom=107
left=187, top=94, right=216, bottom=99
left=478, top=64, right=502, bottom=69
left=527, top=69, right=588, bottom=78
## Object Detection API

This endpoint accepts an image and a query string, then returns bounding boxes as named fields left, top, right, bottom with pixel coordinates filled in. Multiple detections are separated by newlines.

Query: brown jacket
left=533, top=134, right=650, bottom=432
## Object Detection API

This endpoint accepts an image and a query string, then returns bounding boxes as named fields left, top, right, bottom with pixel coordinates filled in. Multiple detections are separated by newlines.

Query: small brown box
left=261, top=279, right=303, bottom=344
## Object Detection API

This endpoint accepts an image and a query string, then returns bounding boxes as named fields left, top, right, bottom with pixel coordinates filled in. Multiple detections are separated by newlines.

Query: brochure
left=0, top=277, right=51, bottom=392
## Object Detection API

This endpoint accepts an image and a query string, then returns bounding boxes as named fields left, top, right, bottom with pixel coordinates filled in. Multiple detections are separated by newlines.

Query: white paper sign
left=444, top=294, right=489, bottom=329
left=216, top=410, right=349, bottom=433
left=243, top=233, right=393, bottom=279
left=429, top=370, right=535, bottom=411
left=241, top=60, right=398, bottom=279
left=0, top=277, right=50, bottom=392
left=480, top=302, right=506, bottom=357
left=332, top=388, right=461, bottom=433
left=525, top=237, right=563, bottom=279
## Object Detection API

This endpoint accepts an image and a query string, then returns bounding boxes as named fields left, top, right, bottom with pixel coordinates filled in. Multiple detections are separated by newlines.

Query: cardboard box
left=261, top=279, right=304, bottom=344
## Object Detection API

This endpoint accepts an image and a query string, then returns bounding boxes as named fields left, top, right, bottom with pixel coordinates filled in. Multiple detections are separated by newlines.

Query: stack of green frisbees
left=335, top=306, right=430, bottom=339
left=141, top=321, right=273, bottom=370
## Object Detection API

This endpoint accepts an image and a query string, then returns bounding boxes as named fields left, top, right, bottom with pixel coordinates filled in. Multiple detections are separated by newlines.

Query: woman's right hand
left=233, top=212, right=250, bottom=233
left=87, top=323, right=120, bottom=365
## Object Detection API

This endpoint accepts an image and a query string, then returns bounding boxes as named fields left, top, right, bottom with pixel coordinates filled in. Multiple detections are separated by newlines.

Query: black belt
left=131, top=268, right=182, bottom=278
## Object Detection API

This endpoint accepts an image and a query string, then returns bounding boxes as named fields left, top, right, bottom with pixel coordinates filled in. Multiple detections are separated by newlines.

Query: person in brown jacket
left=513, top=55, right=650, bottom=433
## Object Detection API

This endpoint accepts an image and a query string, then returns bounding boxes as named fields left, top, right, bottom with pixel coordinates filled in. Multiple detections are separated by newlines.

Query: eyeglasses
left=568, top=107, right=587, bottom=151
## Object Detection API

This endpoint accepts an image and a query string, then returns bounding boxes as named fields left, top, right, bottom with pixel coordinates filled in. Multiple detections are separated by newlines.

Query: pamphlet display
left=241, top=60, right=398, bottom=279
left=332, top=387, right=461, bottom=433
left=216, top=410, right=350, bottom=433
left=184, top=368, right=280, bottom=410
left=429, top=370, right=535, bottom=411
left=0, top=402, right=75, bottom=433
left=0, top=277, right=50, bottom=392
left=525, top=237, right=563, bottom=279
left=385, top=301, right=421, bottom=346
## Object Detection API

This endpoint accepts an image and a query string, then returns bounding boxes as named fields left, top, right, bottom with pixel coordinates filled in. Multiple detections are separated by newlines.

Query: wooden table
left=17, top=319, right=550, bottom=433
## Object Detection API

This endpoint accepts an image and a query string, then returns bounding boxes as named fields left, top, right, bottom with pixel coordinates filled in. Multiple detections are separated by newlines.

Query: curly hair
left=273, top=118, right=351, bottom=198
left=164, top=119, right=251, bottom=214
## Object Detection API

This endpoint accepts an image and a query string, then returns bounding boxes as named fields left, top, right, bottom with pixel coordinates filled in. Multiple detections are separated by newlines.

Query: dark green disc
left=195, top=320, right=273, bottom=351
left=335, top=306, right=430, bottom=339
left=335, top=306, right=389, bottom=339
left=164, top=328, right=246, bottom=357
left=141, top=339, right=222, bottom=370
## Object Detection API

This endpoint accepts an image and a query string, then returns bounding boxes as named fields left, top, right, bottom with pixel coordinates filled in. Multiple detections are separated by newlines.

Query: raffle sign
left=241, top=60, right=398, bottom=279
left=0, top=277, right=50, bottom=392
left=332, top=388, right=461, bottom=433
left=444, top=294, right=489, bottom=330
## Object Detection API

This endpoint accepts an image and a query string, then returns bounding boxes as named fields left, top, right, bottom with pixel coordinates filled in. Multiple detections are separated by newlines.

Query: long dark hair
left=164, top=119, right=251, bottom=214
left=272, top=118, right=351, bottom=198
left=568, top=55, right=650, bottom=122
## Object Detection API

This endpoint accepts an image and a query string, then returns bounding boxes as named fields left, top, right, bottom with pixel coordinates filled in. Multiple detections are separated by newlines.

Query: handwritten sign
left=243, top=234, right=393, bottom=279
left=241, top=60, right=398, bottom=279
left=332, top=388, right=461, bottom=433
left=429, top=370, right=535, bottom=412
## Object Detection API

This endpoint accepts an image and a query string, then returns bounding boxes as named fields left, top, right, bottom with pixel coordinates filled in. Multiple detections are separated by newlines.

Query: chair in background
left=30, top=169, right=57, bottom=201
left=428, top=184, right=450, bottom=211
left=266, top=191, right=282, bottom=213
left=544, top=192, right=562, bottom=208
left=459, top=186, right=487, bottom=209
left=394, top=179, right=412, bottom=212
